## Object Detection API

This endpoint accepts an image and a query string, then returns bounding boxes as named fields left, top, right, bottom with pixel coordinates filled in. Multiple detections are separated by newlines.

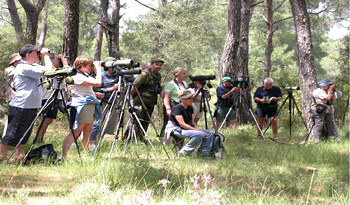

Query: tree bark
left=105, top=0, right=121, bottom=59
left=220, top=0, right=241, bottom=78
left=63, top=0, right=80, bottom=63
left=94, top=0, right=109, bottom=61
left=37, top=9, right=48, bottom=47
left=263, top=0, right=274, bottom=80
left=18, top=0, right=47, bottom=44
left=234, top=0, right=255, bottom=124
left=289, top=0, right=317, bottom=130
left=6, top=0, right=24, bottom=42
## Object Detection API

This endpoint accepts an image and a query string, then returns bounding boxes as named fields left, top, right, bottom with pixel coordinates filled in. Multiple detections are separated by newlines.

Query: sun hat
left=178, top=89, right=194, bottom=99
left=318, top=79, right=334, bottom=87
left=9, top=53, right=21, bottom=65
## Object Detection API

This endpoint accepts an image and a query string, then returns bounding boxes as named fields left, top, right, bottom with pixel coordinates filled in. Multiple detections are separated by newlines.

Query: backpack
left=212, top=133, right=226, bottom=158
left=25, top=144, right=58, bottom=164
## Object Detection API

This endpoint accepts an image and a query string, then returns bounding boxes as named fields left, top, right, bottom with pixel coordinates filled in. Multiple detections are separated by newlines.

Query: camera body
left=102, top=59, right=140, bottom=71
left=189, top=75, right=216, bottom=82
left=284, top=86, right=300, bottom=91
left=231, top=78, right=249, bottom=88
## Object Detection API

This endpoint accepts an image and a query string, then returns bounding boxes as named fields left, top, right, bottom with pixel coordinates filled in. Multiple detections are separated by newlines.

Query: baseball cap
left=178, top=89, right=194, bottom=99
left=150, top=59, right=164, bottom=64
left=9, top=53, right=21, bottom=65
left=317, top=79, right=334, bottom=87
left=19, top=44, right=41, bottom=57
left=221, top=77, right=232, bottom=83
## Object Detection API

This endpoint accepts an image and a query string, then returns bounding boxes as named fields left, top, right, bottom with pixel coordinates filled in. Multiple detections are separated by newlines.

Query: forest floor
left=0, top=118, right=349, bottom=204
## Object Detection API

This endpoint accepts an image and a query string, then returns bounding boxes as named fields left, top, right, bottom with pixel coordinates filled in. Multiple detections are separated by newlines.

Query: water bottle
left=41, top=147, right=49, bottom=161
left=215, top=149, right=222, bottom=159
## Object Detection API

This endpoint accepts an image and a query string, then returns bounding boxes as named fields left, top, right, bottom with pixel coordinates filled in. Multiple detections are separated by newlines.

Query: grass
left=0, top=117, right=349, bottom=204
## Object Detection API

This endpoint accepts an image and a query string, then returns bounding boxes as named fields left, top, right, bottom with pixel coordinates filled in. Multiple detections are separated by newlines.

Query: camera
left=43, top=67, right=77, bottom=78
left=231, top=77, right=249, bottom=88
left=283, top=86, right=300, bottom=91
left=189, top=75, right=216, bottom=82
left=102, top=59, right=140, bottom=71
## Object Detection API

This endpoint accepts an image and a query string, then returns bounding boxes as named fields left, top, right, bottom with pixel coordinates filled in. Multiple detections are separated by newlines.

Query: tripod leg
left=263, top=95, right=289, bottom=137
left=8, top=90, right=58, bottom=164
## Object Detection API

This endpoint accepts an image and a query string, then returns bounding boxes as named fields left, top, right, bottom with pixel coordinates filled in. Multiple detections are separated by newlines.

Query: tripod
left=109, top=79, right=155, bottom=159
left=6, top=76, right=81, bottom=164
left=263, top=90, right=308, bottom=139
left=193, top=81, right=217, bottom=131
left=218, top=88, right=265, bottom=139
left=93, top=75, right=123, bottom=157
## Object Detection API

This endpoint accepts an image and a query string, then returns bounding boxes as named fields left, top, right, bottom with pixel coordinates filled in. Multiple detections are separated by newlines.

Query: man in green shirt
left=132, top=59, right=164, bottom=137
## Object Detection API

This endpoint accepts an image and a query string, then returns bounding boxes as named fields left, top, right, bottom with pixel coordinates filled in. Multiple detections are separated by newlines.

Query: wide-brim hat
left=19, top=44, right=41, bottom=57
left=9, top=53, right=21, bottom=65
left=318, top=79, right=334, bottom=87
left=178, top=89, right=194, bottom=99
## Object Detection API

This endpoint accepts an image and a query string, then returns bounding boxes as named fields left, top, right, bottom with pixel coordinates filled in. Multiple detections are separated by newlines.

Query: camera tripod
left=218, top=88, right=265, bottom=139
left=193, top=81, right=217, bottom=131
left=6, top=76, right=81, bottom=164
left=108, top=80, right=156, bottom=160
left=263, top=89, right=308, bottom=139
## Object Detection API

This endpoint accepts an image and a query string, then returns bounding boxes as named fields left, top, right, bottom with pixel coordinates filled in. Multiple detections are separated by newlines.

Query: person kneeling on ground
left=164, top=89, right=214, bottom=157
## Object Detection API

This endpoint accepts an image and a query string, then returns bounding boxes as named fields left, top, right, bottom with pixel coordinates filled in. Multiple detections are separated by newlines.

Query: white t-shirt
left=70, top=72, right=96, bottom=98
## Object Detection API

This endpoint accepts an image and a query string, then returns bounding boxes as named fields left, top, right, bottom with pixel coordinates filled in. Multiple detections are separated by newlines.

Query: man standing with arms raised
left=0, top=45, right=52, bottom=161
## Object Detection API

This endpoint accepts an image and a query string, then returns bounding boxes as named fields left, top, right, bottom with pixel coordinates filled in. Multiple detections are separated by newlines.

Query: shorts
left=216, top=107, right=235, bottom=122
left=193, top=102, right=203, bottom=119
left=41, top=99, right=61, bottom=119
left=70, top=104, right=96, bottom=126
left=256, top=105, right=278, bottom=118
left=1, top=106, right=37, bottom=146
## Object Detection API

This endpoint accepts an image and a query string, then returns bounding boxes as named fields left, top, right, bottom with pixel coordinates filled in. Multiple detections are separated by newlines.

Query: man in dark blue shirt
left=253, top=78, right=283, bottom=139
left=215, top=77, right=239, bottom=131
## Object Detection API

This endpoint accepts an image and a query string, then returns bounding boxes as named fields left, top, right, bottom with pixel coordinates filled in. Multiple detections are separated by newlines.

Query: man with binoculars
left=311, top=78, right=342, bottom=143
left=0, top=44, right=53, bottom=161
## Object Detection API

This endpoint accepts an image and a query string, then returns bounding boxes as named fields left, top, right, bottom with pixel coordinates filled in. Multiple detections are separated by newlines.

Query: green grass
left=0, top=119, right=349, bottom=204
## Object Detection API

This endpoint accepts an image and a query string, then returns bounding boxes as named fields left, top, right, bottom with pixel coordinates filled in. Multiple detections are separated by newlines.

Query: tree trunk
left=6, top=0, right=24, bottom=42
left=18, top=0, right=47, bottom=44
left=289, top=0, right=317, bottom=130
left=94, top=0, right=109, bottom=61
left=37, top=9, right=48, bottom=47
left=234, top=0, right=254, bottom=124
left=263, top=0, right=273, bottom=80
left=63, top=0, right=80, bottom=63
left=105, top=0, right=120, bottom=59
left=220, top=0, right=241, bottom=78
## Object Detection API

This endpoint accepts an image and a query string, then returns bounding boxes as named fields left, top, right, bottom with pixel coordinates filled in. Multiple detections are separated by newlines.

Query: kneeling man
left=164, top=89, right=214, bottom=157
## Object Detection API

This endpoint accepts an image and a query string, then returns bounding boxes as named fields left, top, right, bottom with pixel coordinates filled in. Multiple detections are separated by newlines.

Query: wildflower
left=157, top=179, right=171, bottom=188
left=201, top=174, right=215, bottom=188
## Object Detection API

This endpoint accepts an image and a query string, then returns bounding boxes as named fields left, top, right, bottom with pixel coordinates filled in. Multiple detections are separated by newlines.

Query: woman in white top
left=61, top=56, right=102, bottom=158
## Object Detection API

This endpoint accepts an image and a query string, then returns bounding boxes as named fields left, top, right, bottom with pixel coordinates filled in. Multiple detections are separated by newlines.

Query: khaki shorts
left=78, top=104, right=96, bottom=123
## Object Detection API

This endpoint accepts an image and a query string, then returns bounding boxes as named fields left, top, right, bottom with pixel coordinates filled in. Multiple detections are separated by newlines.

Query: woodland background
left=0, top=0, right=348, bottom=126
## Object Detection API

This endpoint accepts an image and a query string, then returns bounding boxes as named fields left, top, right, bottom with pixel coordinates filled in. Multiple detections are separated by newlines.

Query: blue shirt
left=216, top=84, right=234, bottom=108
left=96, top=70, right=119, bottom=102
left=253, top=86, right=283, bottom=107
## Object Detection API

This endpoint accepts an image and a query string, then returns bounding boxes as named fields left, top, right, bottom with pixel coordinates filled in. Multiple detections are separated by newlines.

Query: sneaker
left=89, top=144, right=96, bottom=152
left=71, top=143, right=76, bottom=148
left=257, top=135, right=263, bottom=140
left=273, top=136, right=278, bottom=140
left=179, top=150, right=191, bottom=157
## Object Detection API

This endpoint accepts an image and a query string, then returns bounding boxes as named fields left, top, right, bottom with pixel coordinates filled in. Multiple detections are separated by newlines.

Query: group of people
left=0, top=44, right=341, bottom=161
